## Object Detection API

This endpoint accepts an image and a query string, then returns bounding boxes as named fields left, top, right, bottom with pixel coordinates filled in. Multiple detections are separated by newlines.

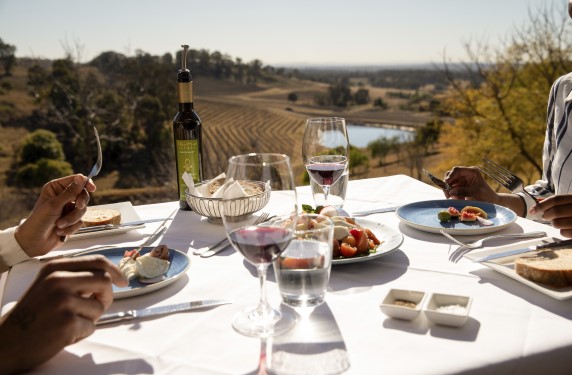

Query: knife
left=422, top=168, right=451, bottom=191
left=473, top=238, right=572, bottom=263
left=78, top=218, right=173, bottom=233
left=351, top=205, right=401, bottom=217
left=96, top=299, right=233, bottom=325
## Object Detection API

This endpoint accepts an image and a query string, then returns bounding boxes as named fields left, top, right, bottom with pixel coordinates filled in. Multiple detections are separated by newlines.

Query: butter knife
left=78, top=218, right=173, bottom=233
left=422, top=168, right=451, bottom=191
left=473, top=238, right=572, bottom=263
left=96, top=299, right=232, bottom=325
left=351, top=206, right=401, bottom=217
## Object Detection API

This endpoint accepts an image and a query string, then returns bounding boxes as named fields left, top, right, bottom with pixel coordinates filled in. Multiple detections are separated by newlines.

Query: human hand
left=530, top=194, right=572, bottom=238
left=15, top=174, right=96, bottom=257
left=443, top=166, right=499, bottom=202
left=0, top=255, right=128, bottom=374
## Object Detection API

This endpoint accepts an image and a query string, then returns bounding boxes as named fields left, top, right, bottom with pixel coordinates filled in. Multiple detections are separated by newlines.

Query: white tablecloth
left=3, top=175, right=572, bottom=374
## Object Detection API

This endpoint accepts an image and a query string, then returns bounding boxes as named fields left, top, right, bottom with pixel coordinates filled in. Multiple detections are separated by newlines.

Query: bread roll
left=82, top=207, right=121, bottom=227
left=515, top=248, right=572, bottom=288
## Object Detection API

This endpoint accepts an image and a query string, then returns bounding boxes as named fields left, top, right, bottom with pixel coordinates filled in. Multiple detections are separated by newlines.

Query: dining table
left=2, top=174, right=572, bottom=375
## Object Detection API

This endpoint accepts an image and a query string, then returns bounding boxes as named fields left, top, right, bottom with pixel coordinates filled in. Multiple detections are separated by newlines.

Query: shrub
left=14, top=158, right=73, bottom=187
left=20, top=129, right=65, bottom=164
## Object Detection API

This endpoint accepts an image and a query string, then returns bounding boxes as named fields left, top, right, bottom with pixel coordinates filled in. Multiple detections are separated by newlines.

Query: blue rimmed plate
left=396, top=199, right=517, bottom=235
left=79, top=246, right=190, bottom=299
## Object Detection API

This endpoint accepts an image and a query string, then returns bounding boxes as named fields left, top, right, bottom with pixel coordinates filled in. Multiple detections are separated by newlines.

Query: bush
left=14, top=158, right=73, bottom=187
left=20, top=129, right=65, bottom=164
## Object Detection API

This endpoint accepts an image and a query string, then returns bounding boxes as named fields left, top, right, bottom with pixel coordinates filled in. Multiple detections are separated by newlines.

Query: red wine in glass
left=307, top=162, right=346, bottom=186
left=229, top=226, right=293, bottom=264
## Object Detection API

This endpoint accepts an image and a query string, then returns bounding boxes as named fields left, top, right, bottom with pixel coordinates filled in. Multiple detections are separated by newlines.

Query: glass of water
left=273, top=213, right=334, bottom=309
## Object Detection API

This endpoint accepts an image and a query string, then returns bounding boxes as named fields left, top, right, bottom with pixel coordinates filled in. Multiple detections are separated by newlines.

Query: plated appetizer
left=119, top=245, right=171, bottom=281
left=437, top=206, right=493, bottom=226
left=302, top=205, right=383, bottom=259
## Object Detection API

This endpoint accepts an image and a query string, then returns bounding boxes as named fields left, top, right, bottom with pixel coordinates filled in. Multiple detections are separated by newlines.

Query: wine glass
left=302, top=117, right=349, bottom=206
left=221, top=153, right=298, bottom=338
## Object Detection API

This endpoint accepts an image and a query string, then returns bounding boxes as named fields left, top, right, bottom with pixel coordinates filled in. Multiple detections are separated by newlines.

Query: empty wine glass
left=302, top=117, right=349, bottom=206
left=221, top=153, right=298, bottom=337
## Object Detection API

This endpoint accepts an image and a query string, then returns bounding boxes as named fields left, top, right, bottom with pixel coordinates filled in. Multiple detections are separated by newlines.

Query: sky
left=0, top=0, right=566, bottom=67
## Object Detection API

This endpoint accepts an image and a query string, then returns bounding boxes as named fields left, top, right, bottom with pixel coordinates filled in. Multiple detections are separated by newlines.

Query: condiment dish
left=424, top=293, right=472, bottom=327
left=380, top=288, right=425, bottom=321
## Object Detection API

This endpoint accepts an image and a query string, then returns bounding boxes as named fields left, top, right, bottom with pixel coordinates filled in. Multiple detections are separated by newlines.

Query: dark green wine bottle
left=173, top=44, right=203, bottom=210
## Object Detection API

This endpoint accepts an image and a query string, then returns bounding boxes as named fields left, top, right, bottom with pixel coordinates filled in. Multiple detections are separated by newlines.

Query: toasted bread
left=82, top=207, right=121, bottom=227
left=515, top=248, right=572, bottom=288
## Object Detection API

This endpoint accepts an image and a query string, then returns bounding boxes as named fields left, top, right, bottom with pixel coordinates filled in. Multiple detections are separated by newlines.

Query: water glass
left=310, top=167, right=348, bottom=208
left=274, top=214, right=334, bottom=308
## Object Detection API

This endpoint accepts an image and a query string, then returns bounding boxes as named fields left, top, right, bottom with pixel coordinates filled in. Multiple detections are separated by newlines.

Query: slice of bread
left=515, top=248, right=572, bottom=288
left=82, top=207, right=121, bottom=227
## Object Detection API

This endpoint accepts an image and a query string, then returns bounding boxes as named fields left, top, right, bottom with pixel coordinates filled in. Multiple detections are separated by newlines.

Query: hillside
left=0, top=65, right=441, bottom=228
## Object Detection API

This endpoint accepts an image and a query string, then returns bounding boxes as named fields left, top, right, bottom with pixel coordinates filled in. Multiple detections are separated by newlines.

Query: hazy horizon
left=0, top=0, right=565, bottom=67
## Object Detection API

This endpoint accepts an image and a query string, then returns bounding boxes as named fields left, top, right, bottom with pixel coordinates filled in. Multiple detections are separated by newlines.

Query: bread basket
left=185, top=180, right=270, bottom=224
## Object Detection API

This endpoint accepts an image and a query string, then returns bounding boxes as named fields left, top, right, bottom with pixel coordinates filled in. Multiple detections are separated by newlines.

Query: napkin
left=183, top=172, right=229, bottom=197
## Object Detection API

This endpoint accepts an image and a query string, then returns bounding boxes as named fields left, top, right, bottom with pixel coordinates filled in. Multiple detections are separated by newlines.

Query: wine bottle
left=173, top=44, right=203, bottom=210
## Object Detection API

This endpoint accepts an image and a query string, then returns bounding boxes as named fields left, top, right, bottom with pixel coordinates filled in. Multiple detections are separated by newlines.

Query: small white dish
left=424, top=293, right=472, bottom=327
left=380, top=288, right=425, bottom=321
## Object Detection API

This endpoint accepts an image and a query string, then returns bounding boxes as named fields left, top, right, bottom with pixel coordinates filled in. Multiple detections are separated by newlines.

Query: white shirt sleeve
left=0, top=227, right=31, bottom=273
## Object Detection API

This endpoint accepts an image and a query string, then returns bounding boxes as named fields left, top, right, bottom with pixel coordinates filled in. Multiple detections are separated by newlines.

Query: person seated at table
left=0, top=174, right=129, bottom=373
left=442, top=0, right=572, bottom=239
left=0, top=174, right=95, bottom=272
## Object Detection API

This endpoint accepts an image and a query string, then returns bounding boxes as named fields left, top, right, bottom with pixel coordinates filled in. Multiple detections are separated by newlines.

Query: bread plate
left=77, top=246, right=190, bottom=299
left=465, top=238, right=572, bottom=300
left=69, top=202, right=144, bottom=241
left=332, top=218, right=403, bottom=265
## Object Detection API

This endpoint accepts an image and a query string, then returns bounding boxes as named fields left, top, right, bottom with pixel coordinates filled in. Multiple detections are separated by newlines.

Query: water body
left=347, top=124, right=414, bottom=148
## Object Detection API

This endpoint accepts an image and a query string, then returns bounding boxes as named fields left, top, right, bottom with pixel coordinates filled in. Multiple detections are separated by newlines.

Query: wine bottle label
left=176, top=139, right=200, bottom=200
left=177, top=82, right=193, bottom=103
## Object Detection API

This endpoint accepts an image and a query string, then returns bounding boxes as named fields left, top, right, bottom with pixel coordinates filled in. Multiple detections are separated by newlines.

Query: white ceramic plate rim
left=69, top=202, right=144, bottom=241
left=78, top=247, right=190, bottom=299
left=332, top=218, right=403, bottom=265
left=396, top=199, right=517, bottom=235
left=466, top=240, right=572, bottom=300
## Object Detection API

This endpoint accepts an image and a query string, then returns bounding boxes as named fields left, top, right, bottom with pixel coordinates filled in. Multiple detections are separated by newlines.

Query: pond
left=347, top=124, right=415, bottom=148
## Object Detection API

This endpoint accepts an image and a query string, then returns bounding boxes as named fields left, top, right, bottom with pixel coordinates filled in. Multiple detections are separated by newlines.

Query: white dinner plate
left=69, top=202, right=144, bottom=241
left=78, top=246, right=190, bottom=299
left=465, top=240, right=572, bottom=300
left=396, top=199, right=517, bottom=235
left=332, top=218, right=403, bottom=265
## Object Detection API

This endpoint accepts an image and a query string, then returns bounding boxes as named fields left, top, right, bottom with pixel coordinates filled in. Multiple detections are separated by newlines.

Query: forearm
left=493, top=193, right=527, bottom=217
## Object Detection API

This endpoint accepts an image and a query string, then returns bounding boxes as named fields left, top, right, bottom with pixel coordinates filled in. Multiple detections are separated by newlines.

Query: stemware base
left=232, top=306, right=296, bottom=338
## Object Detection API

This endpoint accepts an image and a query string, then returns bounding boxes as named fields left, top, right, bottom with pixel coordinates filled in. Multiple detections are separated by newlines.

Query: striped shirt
left=523, top=72, right=572, bottom=219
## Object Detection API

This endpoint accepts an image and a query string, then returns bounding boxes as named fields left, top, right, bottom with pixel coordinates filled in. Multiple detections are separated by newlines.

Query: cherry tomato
left=350, top=228, right=363, bottom=241
left=332, top=239, right=341, bottom=258
left=356, top=229, right=370, bottom=254
left=341, top=235, right=357, bottom=247
left=365, top=229, right=380, bottom=245
left=340, top=243, right=358, bottom=257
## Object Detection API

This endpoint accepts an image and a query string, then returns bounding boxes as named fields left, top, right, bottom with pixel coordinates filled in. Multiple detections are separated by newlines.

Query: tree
left=373, top=97, right=388, bottom=109
left=354, top=88, right=370, bottom=105
left=0, top=38, right=16, bottom=76
left=439, top=2, right=572, bottom=183
left=367, top=137, right=392, bottom=166
left=328, top=83, right=352, bottom=107
left=287, top=92, right=298, bottom=103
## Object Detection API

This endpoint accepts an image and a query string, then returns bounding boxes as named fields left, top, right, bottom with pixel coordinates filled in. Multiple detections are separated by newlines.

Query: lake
left=347, top=124, right=414, bottom=148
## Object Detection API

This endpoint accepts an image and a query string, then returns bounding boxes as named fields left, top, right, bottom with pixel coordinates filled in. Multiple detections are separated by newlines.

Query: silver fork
left=440, top=229, right=547, bottom=250
left=196, top=212, right=271, bottom=258
left=479, top=157, right=539, bottom=203
left=41, top=226, right=167, bottom=261
left=61, top=126, right=102, bottom=242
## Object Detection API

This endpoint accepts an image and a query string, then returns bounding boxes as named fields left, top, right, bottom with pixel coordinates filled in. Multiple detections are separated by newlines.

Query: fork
left=60, top=126, right=102, bottom=241
left=41, top=226, right=167, bottom=261
left=440, top=229, right=547, bottom=250
left=479, top=157, right=539, bottom=203
left=195, top=212, right=271, bottom=257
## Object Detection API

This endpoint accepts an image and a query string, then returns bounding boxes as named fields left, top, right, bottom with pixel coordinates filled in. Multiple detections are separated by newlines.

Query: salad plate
left=332, top=218, right=403, bottom=265
left=78, top=246, right=190, bottom=299
left=396, top=199, right=517, bottom=235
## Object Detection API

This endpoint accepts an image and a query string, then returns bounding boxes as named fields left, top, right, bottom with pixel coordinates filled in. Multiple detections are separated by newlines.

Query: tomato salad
left=302, top=204, right=383, bottom=259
